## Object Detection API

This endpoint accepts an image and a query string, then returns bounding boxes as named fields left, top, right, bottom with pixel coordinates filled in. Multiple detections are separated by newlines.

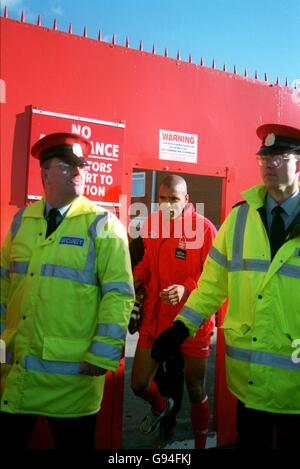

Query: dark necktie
left=270, top=205, right=285, bottom=259
left=46, top=208, right=60, bottom=238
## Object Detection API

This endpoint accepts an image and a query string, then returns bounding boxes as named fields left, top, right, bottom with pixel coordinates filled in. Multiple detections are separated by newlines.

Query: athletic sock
left=190, top=396, right=210, bottom=449
left=135, top=381, right=167, bottom=414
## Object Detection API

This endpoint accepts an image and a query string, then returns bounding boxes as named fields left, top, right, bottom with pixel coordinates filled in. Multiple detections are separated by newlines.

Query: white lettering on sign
left=91, top=141, right=119, bottom=158
left=28, top=108, right=125, bottom=205
left=70, top=124, right=119, bottom=200
left=161, top=132, right=195, bottom=145
left=84, top=158, right=114, bottom=199
left=159, top=129, right=198, bottom=164
left=84, top=172, right=113, bottom=185
left=71, top=124, right=92, bottom=139
left=90, top=162, right=112, bottom=173
left=85, top=185, right=106, bottom=197
left=85, top=172, right=98, bottom=184
left=71, top=124, right=119, bottom=159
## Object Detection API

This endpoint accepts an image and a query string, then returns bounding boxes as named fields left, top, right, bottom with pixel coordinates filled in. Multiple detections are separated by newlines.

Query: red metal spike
left=200, top=57, right=204, bottom=66
left=68, top=23, right=73, bottom=34
left=233, top=64, right=237, bottom=74
left=152, top=44, right=156, bottom=54
left=20, top=9, right=25, bottom=22
left=83, top=26, right=87, bottom=38
left=177, top=51, right=180, bottom=60
left=223, top=63, right=227, bottom=72
left=98, top=30, right=102, bottom=41
left=164, top=48, right=168, bottom=57
left=112, top=34, right=116, bottom=45
left=244, top=68, right=248, bottom=77
left=53, top=19, right=57, bottom=30
left=37, top=15, right=41, bottom=26
left=212, top=58, right=215, bottom=69
left=189, top=53, right=192, bottom=64
left=264, top=72, right=268, bottom=82
left=125, top=37, right=129, bottom=48
left=139, top=40, right=143, bottom=51
left=285, top=77, right=288, bottom=87
left=255, top=70, right=258, bottom=79
left=4, top=6, right=8, bottom=18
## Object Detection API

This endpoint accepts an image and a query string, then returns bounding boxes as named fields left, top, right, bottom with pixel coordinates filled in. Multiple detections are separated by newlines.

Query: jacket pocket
left=221, top=318, right=251, bottom=336
left=43, top=336, right=91, bottom=362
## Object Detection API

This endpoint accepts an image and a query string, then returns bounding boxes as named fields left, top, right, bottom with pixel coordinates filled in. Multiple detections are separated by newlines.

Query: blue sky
left=2, top=0, right=300, bottom=86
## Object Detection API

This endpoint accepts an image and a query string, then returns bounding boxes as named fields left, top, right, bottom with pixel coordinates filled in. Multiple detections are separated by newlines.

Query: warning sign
left=159, top=129, right=198, bottom=164
left=27, top=107, right=125, bottom=206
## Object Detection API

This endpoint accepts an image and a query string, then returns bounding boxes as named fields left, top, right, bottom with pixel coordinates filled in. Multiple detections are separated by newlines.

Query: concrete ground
left=122, top=330, right=217, bottom=449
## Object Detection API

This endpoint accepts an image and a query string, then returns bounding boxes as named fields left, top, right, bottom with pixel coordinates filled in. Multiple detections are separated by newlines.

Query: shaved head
left=158, top=174, right=189, bottom=219
left=160, top=174, right=187, bottom=194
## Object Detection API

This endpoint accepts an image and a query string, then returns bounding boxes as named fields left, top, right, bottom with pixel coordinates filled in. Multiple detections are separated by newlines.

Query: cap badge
left=72, top=143, right=83, bottom=157
left=264, top=133, right=276, bottom=147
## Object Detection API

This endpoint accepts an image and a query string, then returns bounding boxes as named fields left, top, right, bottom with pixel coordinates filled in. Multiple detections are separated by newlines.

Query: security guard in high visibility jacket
left=0, top=132, right=134, bottom=449
left=151, top=124, right=300, bottom=449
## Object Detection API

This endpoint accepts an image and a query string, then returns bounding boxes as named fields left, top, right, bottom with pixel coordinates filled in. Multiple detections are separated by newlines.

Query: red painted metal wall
left=1, top=15, right=299, bottom=448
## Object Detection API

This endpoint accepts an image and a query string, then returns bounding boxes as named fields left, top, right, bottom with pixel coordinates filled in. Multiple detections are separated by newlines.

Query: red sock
left=135, top=381, right=167, bottom=414
left=190, top=397, right=210, bottom=449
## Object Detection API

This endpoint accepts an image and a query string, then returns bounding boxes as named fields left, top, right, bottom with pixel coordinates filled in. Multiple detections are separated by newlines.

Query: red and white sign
left=27, top=107, right=125, bottom=206
left=159, top=129, right=198, bottom=164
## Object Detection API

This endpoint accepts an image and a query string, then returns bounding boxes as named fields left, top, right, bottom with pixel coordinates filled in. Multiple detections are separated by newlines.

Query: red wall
left=1, top=17, right=299, bottom=448
left=1, top=17, right=299, bottom=243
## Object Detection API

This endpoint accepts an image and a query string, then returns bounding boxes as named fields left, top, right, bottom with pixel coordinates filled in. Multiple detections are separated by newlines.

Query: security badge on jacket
left=175, top=237, right=187, bottom=260
left=59, top=236, right=85, bottom=247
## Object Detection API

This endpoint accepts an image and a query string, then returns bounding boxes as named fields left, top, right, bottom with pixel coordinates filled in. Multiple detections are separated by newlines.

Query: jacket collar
left=23, top=195, right=99, bottom=218
left=241, top=184, right=300, bottom=240
left=241, top=183, right=300, bottom=210
left=241, top=184, right=267, bottom=209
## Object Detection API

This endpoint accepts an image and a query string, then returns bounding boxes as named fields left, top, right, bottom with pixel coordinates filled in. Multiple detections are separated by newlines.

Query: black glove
left=151, top=321, right=190, bottom=363
left=128, top=286, right=145, bottom=335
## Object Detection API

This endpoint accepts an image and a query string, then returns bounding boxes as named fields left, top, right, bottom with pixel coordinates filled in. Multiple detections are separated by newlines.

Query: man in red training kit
left=131, top=174, right=216, bottom=448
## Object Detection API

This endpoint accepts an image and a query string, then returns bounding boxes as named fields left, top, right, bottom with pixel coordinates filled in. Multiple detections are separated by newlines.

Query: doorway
left=123, top=168, right=223, bottom=448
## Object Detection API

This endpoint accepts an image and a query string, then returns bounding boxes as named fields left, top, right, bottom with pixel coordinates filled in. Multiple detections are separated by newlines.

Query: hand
left=79, top=362, right=107, bottom=376
left=151, top=321, right=190, bottom=363
left=159, top=285, right=188, bottom=305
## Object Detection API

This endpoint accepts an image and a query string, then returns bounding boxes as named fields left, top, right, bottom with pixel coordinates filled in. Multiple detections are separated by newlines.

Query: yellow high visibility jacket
left=177, top=184, right=300, bottom=414
left=0, top=196, right=134, bottom=417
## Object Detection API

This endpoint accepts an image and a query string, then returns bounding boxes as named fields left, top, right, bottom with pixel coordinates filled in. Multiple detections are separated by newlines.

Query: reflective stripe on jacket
left=177, top=184, right=300, bottom=414
left=0, top=196, right=134, bottom=417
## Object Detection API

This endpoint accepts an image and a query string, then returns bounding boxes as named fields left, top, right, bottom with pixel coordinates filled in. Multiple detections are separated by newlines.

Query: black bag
left=128, top=285, right=146, bottom=334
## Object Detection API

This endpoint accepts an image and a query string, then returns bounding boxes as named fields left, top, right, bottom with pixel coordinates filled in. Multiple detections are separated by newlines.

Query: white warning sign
left=159, top=129, right=198, bottom=164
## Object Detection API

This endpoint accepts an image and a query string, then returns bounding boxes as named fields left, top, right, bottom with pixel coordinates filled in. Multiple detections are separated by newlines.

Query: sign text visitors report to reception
left=27, top=108, right=125, bottom=206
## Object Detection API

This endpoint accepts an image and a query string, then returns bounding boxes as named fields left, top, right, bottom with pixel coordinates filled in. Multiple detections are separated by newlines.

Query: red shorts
left=137, top=320, right=214, bottom=359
